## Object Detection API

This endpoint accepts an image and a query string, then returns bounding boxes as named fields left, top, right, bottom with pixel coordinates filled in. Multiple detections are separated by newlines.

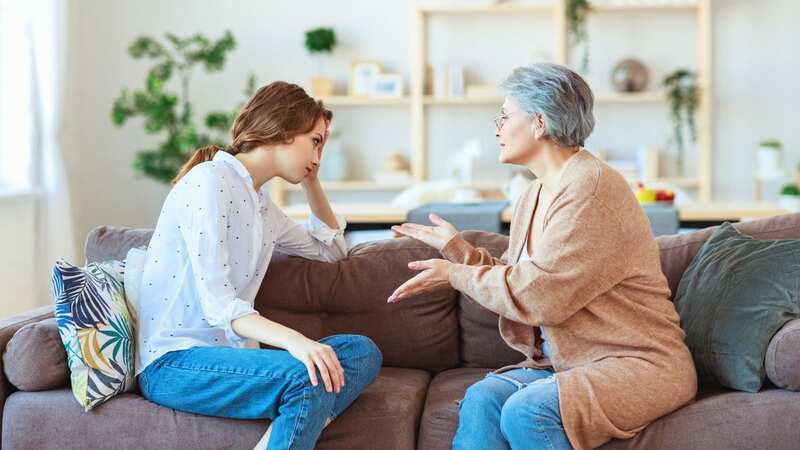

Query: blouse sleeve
left=446, top=196, right=630, bottom=327
left=273, top=209, right=348, bottom=262
left=179, top=169, right=257, bottom=342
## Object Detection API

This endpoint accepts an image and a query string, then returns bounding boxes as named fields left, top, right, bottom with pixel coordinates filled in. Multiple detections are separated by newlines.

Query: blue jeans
left=453, top=368, right=573, bottom=450
left=138, top=334, right=382, bottom=450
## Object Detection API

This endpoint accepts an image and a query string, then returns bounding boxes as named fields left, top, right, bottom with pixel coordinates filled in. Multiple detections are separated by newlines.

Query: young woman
left=135, top=81, right=382, bottom=450
left=390, top=64, right=696, bottom=450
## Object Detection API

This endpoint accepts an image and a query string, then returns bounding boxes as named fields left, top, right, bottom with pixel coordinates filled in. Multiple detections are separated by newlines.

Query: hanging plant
left=566, top=0, right=591, bottom=73
left=663, top=68, right=699, bottom=155
left=111, top=31, right=256, bottom=184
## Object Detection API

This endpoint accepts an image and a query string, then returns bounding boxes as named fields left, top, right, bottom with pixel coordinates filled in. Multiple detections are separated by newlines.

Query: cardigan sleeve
left=440, top=233, right=508, bottom=266
left=438, top=181, right=535, bottom=266
left=447, top=195, right=630, bottom=327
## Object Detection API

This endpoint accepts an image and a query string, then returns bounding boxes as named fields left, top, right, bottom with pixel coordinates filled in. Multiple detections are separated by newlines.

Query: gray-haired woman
left=389, top=63, right=697, bottom=450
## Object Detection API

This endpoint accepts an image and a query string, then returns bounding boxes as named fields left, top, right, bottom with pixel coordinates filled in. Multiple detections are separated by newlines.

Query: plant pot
left=756, top=147, right=783, bottom=180
left=778, top=195, right=800, bottom=212
left=309, top=76, right=334, bottom=97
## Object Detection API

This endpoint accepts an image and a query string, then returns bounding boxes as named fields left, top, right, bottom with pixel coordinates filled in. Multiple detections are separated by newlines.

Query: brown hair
left=171, top=81, right=333, bottom=185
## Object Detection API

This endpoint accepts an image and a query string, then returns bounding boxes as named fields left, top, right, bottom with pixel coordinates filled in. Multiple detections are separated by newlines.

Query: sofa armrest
left=0, top=306, right=54, bottom=443
left=766, top=318, right=800, bottom=391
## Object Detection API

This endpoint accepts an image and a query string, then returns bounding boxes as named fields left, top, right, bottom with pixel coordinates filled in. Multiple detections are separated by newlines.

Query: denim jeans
left=453, top=368, right=573, bottom=450
left=138, top=334, right=382, bottom=450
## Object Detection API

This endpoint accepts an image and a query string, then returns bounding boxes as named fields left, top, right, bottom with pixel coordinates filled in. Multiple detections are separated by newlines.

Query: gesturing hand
left=387, top=258, right=452, bottom=303
left=391, top=213, right=458, bottom=252
left=287, top=336, right=344, bottom=393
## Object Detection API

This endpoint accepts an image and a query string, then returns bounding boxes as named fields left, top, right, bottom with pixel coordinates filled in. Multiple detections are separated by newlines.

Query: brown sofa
left=3, top=214, right=800, bottom=449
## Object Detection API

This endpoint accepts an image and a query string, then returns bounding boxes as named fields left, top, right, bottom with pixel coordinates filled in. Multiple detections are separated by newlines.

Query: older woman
left=388, top=64, right=697, bottom=450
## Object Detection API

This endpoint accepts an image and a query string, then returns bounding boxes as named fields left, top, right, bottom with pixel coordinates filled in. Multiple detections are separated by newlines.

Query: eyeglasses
left=493, top=111, right=529, bottom=131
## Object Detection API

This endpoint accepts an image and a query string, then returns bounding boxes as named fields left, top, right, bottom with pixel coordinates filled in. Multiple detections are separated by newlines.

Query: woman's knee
left=460, top=378, right=507, bottom=414
left=499, top=380, right=561, bottom=436
left=328, top=334, right=382, bottom=364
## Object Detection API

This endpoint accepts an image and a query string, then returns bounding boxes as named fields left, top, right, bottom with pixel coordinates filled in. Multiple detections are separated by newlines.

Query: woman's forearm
left=231, top=313, right=305, bottom=349
left=301, top=178, right=339, bottom=230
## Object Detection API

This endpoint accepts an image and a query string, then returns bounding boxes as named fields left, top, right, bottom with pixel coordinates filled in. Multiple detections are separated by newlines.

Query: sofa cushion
left=2, top=318, right=67, bottom=391
left=766, top=318, right=800, bottom=390
left=416, top=368, right=800, bottom=450
left=418, top=367, right=489, bottom=450
left=674, top=223, right=800, bottom=392
left=85, top=226, right=461, bottom=374
left=84, top=226, right=153, bottom=264
left=597, top=388, right=800, bottom=450
left=452, top=232, right=525, bottom=369
left=52, top=259, right=137, bottom=410
left=2, top=367, right=430, bottom=450
left=657, top=213, right=800, bottom=298
left=257, top=237, right=461, bottom=373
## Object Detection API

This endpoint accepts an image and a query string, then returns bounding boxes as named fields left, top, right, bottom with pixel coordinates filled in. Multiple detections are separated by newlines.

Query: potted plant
left=566, top=0, right=591, bottom=74
left=111, top=31, right=256, bottom=184
left=305, top=27, right=337, bottom=97
left=663, top=68, right=699, bottom=171
left=779, top=183, right=800, bottom=212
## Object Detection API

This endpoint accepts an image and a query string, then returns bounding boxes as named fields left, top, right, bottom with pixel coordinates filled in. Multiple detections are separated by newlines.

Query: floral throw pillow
left=51, top=259, right=136, bottom=411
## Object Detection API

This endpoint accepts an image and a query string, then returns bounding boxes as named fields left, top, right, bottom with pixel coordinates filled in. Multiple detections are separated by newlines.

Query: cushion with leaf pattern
left=51, top=259, right=136, bottom=411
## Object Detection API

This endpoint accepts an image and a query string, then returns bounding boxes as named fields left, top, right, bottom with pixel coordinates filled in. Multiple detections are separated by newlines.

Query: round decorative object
left=611, top=59, right=649, bottom=93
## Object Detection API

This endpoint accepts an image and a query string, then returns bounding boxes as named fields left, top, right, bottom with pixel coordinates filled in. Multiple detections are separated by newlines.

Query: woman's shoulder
left=560, top=151, right=632, bottom=204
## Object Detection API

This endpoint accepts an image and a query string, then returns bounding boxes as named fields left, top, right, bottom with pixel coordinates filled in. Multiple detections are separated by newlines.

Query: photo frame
left=371, top=74, right=404, bottom=98
left=349, top=61, right=382, bottom=97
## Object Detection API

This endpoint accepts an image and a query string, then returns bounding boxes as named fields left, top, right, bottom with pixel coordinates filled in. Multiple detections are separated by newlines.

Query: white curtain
left=28, top=0, right=77, bottom=305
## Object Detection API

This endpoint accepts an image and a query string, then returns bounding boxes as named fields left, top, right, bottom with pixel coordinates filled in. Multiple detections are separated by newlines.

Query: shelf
left=595, top=91, right=665, bottom=103
left=678, top=202, right=788, bottom=222
left=590, top=2, right=699, bottom=13
left=286, top=180, right=505, bottom=192
left=645, top=177, right=699, bottom=187
left=319, top=96, right=411, bottom=106
left=417, top=2, right=554, bottom=15
left=423, top=96, right=502, bottom=105
left=423, top=91, right=665, bottom=105
left=286, top=180, right=413, bottom=191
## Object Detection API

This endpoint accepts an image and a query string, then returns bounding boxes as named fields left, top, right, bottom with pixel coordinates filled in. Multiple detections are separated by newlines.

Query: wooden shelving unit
left=271, top=0, right=713, bottom=210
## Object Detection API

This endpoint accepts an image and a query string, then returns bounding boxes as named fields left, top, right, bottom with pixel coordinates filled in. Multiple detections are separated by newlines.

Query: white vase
left=778, top=195, right=800, bottom=212
left=319, top=137, right=348, bottom=182
left=756, top=147, right=783, bottom=180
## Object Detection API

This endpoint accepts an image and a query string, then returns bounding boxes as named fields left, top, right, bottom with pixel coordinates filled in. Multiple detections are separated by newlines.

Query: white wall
left=0, top=195, right=36, bottom=318
left=61, top=0, right=800, bottom=262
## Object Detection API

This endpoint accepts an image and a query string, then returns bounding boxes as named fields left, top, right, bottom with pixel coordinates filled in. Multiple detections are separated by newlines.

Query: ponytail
left=171, top=145, right=223, bottom=185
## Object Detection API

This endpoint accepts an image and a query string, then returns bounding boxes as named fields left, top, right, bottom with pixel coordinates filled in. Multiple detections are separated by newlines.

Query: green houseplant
left=779, top=183, right=800, bottom=212
left=304, top=27, right=337, bottom=97
left=663, top=68, right=699, bottom=167
left=111, top=30, right=256, bottom=184
left=566, top=0, right=591, bottom=74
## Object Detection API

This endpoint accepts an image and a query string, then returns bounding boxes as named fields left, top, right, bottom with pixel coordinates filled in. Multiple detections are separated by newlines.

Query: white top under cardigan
left=135, top=150, right=348, bottom=376
left=519, top=232, right=549, bottom=358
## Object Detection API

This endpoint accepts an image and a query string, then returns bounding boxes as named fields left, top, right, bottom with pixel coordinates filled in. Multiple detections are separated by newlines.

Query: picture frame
left=371, top=74, right=404, bottom=98
left=349, top=61, right=382, bottom=97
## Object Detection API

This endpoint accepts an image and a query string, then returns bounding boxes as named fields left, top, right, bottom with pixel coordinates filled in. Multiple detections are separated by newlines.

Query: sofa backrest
left=656, top=213, right=800, bottom=296
left=84, top=226, right=461, bottom=373
left=85, top=213, right=800, bottom=373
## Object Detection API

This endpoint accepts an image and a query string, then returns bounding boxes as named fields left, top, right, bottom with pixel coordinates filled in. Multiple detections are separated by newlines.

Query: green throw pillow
left=674, top=222, right=800, bottom=392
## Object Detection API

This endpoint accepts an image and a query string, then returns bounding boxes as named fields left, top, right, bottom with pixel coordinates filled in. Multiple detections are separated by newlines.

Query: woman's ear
left=532, top=114, right=547, bottom=140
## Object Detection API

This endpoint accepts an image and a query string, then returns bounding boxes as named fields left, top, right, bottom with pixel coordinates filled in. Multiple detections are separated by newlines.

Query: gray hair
left=500, top=63, right=595, bottom=147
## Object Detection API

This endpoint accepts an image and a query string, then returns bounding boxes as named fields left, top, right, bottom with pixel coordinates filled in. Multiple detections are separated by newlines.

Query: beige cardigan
left=441, top=150, right=697, bottom=450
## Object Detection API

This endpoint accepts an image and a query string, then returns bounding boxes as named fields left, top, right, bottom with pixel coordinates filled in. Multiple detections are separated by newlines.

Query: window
left=0, top=0, right=34, bottom=190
